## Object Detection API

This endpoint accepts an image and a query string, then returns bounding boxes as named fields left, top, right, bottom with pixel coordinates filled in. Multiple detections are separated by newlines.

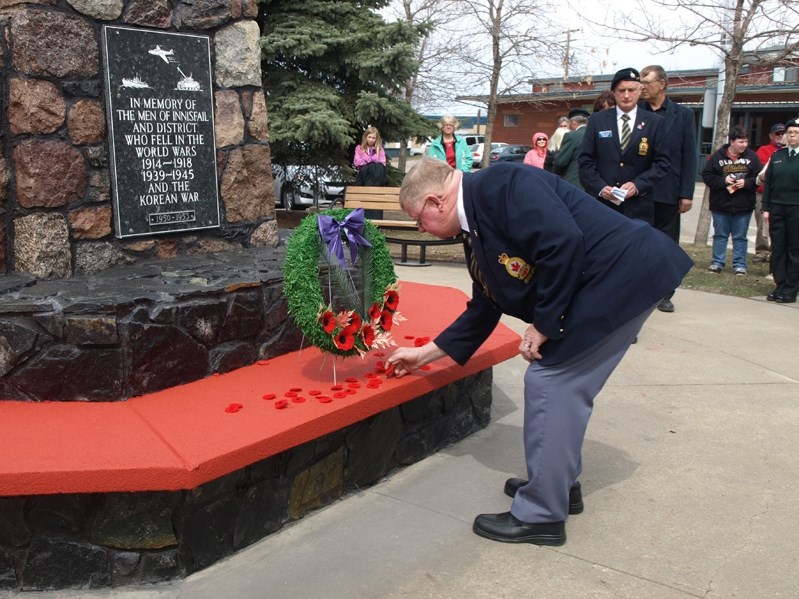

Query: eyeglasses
left=641, top=79, right=662, bottom=86
left=773, top=132, right=785, bottom=136
left=413, top=198, right=433, bottom=228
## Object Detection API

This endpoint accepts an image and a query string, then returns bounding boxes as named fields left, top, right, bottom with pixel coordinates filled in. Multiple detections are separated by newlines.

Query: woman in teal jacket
left=428, top=115, right=473, bottom=172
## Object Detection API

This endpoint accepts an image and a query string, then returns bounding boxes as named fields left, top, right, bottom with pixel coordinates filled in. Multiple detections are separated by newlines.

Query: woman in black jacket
left=702, top=127, right=763, bottom=275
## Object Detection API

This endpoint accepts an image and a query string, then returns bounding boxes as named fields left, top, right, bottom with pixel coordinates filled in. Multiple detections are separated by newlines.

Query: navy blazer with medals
left=434, top=164, right=692, bottom=367
left=578, top=107, right=670, bottom=223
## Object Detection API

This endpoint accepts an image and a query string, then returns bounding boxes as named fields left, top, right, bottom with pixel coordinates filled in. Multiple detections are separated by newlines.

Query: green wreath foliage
left=283, top=208, right=398, bottom=357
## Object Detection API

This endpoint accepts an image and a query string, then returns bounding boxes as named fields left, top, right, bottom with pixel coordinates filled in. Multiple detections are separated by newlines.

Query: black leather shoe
left=767, top=291, right=779, bottom=301
left=503, top=478, right=584, bottom=514
left=657, top=298, right=675, bottom=313
left=775, top=295, right=797, bottom=304
left=473, top=512, right=566, bottom=545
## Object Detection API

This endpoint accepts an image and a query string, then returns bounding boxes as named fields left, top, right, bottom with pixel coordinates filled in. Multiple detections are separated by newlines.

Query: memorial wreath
left=283, top=208, right=401, bottom=358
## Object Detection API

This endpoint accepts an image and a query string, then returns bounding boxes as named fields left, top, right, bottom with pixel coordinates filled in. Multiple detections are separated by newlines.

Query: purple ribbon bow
left=318, top=208, right=372, bottom=268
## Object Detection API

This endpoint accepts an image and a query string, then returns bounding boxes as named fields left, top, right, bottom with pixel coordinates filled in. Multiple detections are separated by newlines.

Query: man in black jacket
left=640, top=65, right=697, bottom=313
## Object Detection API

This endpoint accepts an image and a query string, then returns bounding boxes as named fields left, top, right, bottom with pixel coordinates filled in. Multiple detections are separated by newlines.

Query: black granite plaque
left=102, top=26, right=220, bottom=238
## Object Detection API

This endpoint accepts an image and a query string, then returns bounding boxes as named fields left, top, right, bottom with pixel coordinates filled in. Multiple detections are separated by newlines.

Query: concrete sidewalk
left=29, top=258, right=799, bottom=599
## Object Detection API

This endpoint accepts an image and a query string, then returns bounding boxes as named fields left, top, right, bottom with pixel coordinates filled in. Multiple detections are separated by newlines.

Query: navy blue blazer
left=642, top=98, right=697, bottom=205
left=578, top=108, right=670, bottom=223
left=434, top=163, right=692, bottom=366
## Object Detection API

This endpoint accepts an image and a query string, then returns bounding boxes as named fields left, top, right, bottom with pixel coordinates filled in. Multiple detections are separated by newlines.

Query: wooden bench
left=343, top=186, right=464, bottom=266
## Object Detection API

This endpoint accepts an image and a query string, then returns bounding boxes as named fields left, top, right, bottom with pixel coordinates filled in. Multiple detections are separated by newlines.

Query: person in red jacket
left=754, top=123, right=785, bottom=261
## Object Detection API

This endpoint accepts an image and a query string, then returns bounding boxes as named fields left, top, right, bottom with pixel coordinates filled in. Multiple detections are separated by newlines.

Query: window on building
left=773, top=66, right=798, bottom=83
left=504, top=114, right=520, bottom=127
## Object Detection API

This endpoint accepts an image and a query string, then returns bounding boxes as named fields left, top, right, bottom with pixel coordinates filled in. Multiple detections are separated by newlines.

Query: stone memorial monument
left=103, top=25, right=220, bottom=237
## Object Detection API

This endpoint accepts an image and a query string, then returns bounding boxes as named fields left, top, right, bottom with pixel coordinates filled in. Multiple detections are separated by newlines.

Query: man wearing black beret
left=578, top=68, right=670, bottom=224
left=552, top=108, right=590, bottom=189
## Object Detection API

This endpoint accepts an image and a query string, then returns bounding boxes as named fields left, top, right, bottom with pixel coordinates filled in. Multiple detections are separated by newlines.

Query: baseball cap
left=770, top=123, right=786, bottom=134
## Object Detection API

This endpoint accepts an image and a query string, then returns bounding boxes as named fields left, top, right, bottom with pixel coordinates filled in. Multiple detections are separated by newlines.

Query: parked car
left=273, top=164, right=346, bottom=210
left=459, top=134, right=484, bottom=147
left=470, top=142, right=508, bottom=167
left=489, top=144, right=532, bottom=164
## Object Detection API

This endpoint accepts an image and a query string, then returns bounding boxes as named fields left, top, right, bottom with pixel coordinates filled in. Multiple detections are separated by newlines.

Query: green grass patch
left=680, top=245, right=772, bottom=298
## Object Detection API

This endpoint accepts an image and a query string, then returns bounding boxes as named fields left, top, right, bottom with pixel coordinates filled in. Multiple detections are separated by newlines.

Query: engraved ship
left=121, top=75, right=150, bottom=89
left=175, top=68, right=201, bottom=92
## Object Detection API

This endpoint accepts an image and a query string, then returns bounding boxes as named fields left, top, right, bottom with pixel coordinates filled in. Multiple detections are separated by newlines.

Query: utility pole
left=563, top=28, right=580, bottom=79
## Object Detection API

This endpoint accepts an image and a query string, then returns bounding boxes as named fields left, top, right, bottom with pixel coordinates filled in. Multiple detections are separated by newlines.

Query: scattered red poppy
left=275, top=399, right=289, bottom=409
left=379, top=310, right=393, bottom=331
left=345, top=377, right=358, bottom=383
left=225, top=403, right=243, bottom=413
left=383, top=290, right=399, bottom=311
left=367, top=381, right=381, bottom=388
left=347, top=382, right=361, bottom=389
left=262, top=393, right=276, bottom=400
left=345, top=389, right=357, bottom=395
left=414, top=336, right=431, bottom=347
left=404, top=335, right=416, bottom=340
left=318, top=396, right=333, bottom=403
left=284, top=391, right=297, bottom=397
left=257, top=360, right=270, bottom=366
left=291, top=396, right=306, bottom=403
left=331, top=384, right=344, bottom=391
left=212, top=372, right=221, bottom=377
left=320, top=311, right=336, bottom=334
left=365, top=372, right=377, bottom=379
left=420, top=364, right=431, bottom=371
left=334, top=392, right=348, bottom=398
left=374, top=361, right=385, bottom=373
left=309, top=389, right=321, bottom=396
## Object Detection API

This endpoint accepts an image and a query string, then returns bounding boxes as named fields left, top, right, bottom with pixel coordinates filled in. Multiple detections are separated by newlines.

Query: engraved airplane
left=148, top=45, right=175, bottom=63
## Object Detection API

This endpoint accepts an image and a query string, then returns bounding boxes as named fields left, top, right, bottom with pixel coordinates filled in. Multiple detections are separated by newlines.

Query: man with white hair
left=387, top=158, right=692, bottom=546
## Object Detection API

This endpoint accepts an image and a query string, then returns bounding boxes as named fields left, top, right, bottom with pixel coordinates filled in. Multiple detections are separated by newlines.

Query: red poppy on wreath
left=361, top=324, right=375, bottom=348
left=384, top=290, right=399, bottom=311
left=368, top=301, right=382, bottom=322
left=349, top=311, right=362, bottom=330
left=334, top=330, right=355, bottom=351
left=320, top=310, right=336, bottom=334
left=380, top=309, right=393, bottom=331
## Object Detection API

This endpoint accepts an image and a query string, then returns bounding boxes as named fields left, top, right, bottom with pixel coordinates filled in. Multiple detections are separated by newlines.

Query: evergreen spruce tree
left=257, top=0, right=434, bottom=173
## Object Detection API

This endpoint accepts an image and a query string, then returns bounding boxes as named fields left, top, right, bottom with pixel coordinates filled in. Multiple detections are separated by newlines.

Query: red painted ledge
left=0, top=281, right=520, bottom=496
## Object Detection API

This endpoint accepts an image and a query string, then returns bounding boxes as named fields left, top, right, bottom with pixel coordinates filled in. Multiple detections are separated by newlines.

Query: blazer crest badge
left=498, top=253, right=534, bottom=283
left=638, top=137, right=649, bottom=156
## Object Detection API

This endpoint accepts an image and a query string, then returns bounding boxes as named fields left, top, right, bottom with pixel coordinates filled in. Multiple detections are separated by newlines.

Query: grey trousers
left=510, top=304, right=657, bottom=523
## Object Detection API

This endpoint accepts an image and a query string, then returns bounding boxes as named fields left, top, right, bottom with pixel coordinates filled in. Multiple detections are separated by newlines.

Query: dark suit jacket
left=552, top=125, right=586, bottom=189
left=578, top=107, right=670, bottom=223
left=642, top=98, right=697, bottom=204
left=434, top=164, right=693, bottom=366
